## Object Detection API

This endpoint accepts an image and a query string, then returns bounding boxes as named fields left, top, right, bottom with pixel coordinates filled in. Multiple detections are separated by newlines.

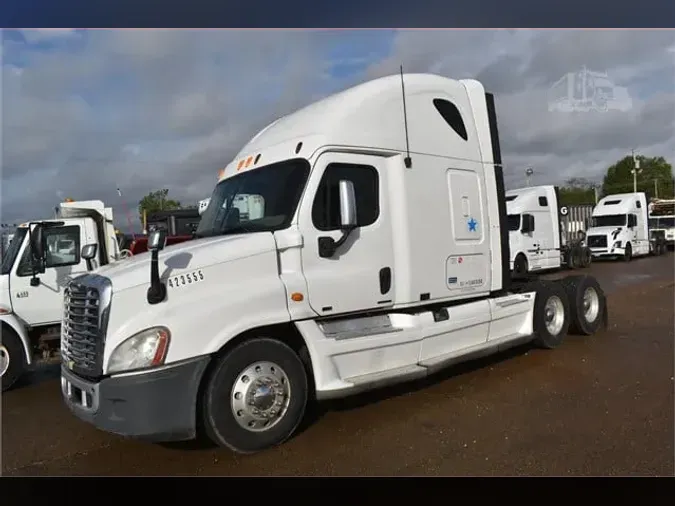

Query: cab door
left=10, top=223, right=88, bottom=325
left=299, top=152, right=394, bottom=317
left=521, top=213, right=542, bottom=270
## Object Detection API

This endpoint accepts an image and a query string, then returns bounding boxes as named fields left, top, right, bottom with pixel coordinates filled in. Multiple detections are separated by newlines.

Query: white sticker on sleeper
left=167, top=269, right=205, bottom=288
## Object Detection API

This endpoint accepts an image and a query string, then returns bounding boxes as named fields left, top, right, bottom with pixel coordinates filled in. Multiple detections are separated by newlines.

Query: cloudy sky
left=1, top=29, right=674, bottom=231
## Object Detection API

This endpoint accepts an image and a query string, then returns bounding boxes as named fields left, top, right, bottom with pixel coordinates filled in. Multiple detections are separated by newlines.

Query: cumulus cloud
left=361, top=30, right=675, bottom=188
left=19, top=29, right=80, bottom=44
left=1, top=29, right=674, bottom=230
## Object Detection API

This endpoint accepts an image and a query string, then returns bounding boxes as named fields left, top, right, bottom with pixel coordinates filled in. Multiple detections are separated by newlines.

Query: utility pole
left=631, top=149, right=642, bottom=193
left=593, top=185, right=599, bottom=204
left=654, top=179, right=659, bottom=199
left=525, top=167, right=534, bottom=187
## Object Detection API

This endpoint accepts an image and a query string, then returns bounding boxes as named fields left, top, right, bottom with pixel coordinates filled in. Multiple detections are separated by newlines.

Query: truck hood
left=94, top=233, right=277, bottom=292
left=586, top=226, right=625, bottom=237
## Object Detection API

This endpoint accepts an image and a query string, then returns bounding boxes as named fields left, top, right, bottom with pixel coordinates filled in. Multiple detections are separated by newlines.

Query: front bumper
left=589, top=246, right=624, bottom=258
left=61, top=356, right=211, bottom=442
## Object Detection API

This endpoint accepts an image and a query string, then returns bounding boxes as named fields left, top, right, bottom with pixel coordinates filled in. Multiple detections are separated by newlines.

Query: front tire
left=1, top=327, right=27, bottom=392
left=201, top=338, right=309, bottom=454
left=513, top=254, right=528, bottom=278
left=623, top=242, right=632, bottom=262
left=531, top=281, right=571, bottom=350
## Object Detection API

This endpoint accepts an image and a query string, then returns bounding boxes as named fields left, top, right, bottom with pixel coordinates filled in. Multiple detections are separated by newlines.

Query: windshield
left=507, top=214, right=521, bottom=231
left=591, top=215, right=626, bottom=227
left=196, top=158, right=310, bottom=238
left=1, top=227, right=28, bottom=275
left=649, top=217, right=675, bottom=228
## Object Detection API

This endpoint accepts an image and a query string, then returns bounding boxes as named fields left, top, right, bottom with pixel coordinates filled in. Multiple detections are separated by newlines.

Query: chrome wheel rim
left=0, top=345, right=10, bottom=377
left=230, top=361, right=291, bottom=433
left=544, top=295, right=565, bottom=335
left=583, top=287, right=600, bottom=323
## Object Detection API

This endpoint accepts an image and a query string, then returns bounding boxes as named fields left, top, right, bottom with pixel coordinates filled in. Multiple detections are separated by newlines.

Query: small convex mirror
left=81, top=243, right=98, bottom=260
left=148, top=229, right=167, bottom=251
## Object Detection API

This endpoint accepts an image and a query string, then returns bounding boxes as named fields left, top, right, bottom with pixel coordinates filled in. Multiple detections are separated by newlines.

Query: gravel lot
left=2, top=253, right=673, bottom=476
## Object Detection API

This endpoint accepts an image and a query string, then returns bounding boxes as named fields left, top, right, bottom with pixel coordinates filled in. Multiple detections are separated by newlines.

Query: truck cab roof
left=505, top=185, right=557, bottom=214
left=218, top=73, right=496, bottom=183
left=592, top=193, right=646, bottom=216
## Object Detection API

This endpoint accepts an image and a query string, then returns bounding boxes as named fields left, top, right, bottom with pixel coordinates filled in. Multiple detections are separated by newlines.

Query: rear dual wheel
left=527, top=274, right=606, bottom=349
left=559, top=274, right=606, bottom=335
left=529, top=281, right=571, bottom=349
left=567, top=245, right=591, bottom=269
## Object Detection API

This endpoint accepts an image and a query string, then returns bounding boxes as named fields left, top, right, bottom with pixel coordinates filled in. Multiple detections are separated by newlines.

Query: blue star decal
left=468, top=217, right=478, bottom=232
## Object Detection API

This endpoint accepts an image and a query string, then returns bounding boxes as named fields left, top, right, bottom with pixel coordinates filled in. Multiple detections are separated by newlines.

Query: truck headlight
left=613, top=241, right=622, bottom=249
left=107, top=326, right=170, bottom=374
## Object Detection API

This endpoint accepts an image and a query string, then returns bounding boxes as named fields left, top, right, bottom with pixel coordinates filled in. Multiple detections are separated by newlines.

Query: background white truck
left=585, top=192, right=668, bottom=261
left=648, top=198, right=675, bottom=249
left=57, top=73, right=608, bottom=454
left=198, top=195, right=264, bottom=220
left=506, top=185, right=593, bottom=276
left=0, top=200, right=122, bottom=390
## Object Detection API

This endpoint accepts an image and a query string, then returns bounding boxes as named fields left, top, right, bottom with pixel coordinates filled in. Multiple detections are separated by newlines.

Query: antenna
left=400, top=65, right=412, bottom=169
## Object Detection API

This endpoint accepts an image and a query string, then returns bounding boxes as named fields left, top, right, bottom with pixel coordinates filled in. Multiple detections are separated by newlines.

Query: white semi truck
left=0, top=200, right=122, bottom=390
left=56, top=73, right=608, bottom=454
left=648, top=198, right=675, bottom=249
left=506, top=185, right=592, bottom=276
left=585, top=192, right=668, bottom=261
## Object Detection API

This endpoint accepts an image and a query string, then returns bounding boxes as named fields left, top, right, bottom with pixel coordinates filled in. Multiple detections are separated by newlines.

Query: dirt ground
left=2, top=253, right=673, bottom=476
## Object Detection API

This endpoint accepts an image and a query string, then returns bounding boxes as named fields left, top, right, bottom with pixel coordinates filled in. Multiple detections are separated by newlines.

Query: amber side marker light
left=151, top=329, right=171, bottom=366
left=291, top=292, right=304, bottom=302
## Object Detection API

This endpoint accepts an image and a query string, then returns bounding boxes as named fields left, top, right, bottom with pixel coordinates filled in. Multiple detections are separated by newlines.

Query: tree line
left=557, top=155, right=673, bottom=206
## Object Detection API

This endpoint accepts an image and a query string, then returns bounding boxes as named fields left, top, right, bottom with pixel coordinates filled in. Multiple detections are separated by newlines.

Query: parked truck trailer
left=55, top=73, right=608, bottom=454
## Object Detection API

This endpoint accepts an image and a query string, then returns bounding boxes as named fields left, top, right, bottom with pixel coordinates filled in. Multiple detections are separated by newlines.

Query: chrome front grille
left=586, top=235, right=607, bottom=248
left=61, top=274, right=112, bottom=379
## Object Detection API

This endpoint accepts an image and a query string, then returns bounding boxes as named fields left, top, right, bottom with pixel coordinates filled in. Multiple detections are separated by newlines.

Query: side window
left=636, top=200, right=642, bottom=209
left=44, top=226, right=81, bottom=267
left=538, top=196, right=548, bottom=207
left=312, top=163, right=379, bottom=231
left=433, top=98, right=468, bottom=141
left=17, top=226, right=81, bottom=276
